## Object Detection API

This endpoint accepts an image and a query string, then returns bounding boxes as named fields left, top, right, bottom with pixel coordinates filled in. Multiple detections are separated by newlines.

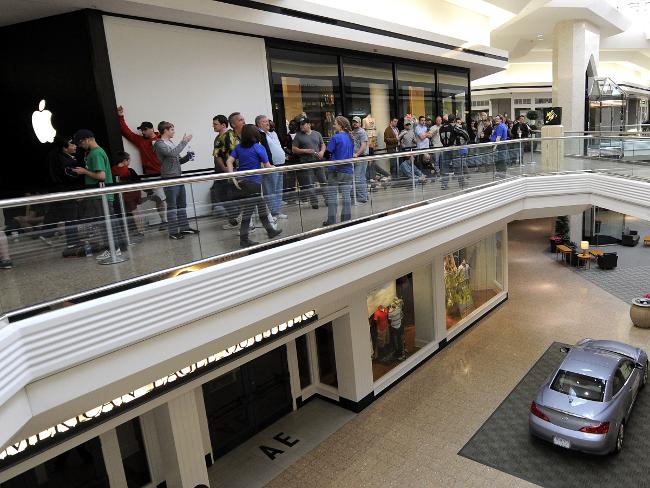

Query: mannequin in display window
left=458, top=258, right=470, bottom=283
left=373, top=304, right=390, bottom=359
left=369, top=313, right=378, bottom=359
left=388, top=297, right=405, bottom=361
left=363, top=113, right=377, bottom=150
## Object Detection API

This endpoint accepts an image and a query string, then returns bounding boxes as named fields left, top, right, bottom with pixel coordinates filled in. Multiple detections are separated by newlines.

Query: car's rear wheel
left=614, top=423, right=625, bottom=453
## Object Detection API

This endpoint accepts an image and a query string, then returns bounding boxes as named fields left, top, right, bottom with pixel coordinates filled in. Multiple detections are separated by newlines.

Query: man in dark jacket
left=45, top=136, right=85, bottom=250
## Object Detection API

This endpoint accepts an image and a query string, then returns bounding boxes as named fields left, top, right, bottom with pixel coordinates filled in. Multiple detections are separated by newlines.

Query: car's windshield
left=550, top=370, right=606, bottom=402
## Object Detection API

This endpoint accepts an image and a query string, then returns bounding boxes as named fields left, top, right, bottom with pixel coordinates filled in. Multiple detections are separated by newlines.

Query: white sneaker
left=268, top=215, right=278, bottom=224
left=96, top=248, right=122, bottom=261
left=221, top=220, right=239, bottom=230
left=275, top=213, right=289, bottom=219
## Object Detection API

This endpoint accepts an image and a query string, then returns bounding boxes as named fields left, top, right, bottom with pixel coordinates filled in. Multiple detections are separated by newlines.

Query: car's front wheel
left=614, top=423, right=625, bottom=453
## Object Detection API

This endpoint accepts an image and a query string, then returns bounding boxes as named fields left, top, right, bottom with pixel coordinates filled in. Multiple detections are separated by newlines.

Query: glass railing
left=0, top=136, right=639, bottom=318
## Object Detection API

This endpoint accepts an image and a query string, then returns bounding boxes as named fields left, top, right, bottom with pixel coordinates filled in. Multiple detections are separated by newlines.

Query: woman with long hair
left=323, top=116, right=355, bottom=225
left=225, top=124, right=282, bottom=247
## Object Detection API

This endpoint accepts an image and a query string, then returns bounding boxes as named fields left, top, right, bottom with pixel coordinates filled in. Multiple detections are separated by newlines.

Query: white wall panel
left=103, top=16, right=272, bottom=212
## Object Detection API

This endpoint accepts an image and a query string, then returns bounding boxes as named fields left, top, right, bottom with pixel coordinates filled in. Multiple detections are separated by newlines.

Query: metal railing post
left=115, top=177, right=133, bottom=247
left=99, top=183, right=128, bottom=265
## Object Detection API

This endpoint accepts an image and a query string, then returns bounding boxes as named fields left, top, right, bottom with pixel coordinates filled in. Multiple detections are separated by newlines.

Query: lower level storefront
left=0, top=226, right=507, bottom=487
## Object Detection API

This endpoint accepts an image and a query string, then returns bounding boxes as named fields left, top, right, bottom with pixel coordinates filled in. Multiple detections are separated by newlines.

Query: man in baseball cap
left=116, top=106, right=167, bottom=229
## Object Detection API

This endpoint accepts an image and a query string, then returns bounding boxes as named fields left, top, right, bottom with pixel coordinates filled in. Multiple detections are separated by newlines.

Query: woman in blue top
left=323, top=116, right=355, bottom=226
left=226, top=124, right=282, bottom=247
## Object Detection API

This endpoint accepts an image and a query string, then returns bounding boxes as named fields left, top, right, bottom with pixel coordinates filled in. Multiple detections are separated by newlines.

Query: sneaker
left=267, top=228, right=283, bottom=239
left=356, top=200, right=367, bottom=206
left=158, top=222, right=168, bottom=231
left=0, top=259, right=13, bottom=269
left=274, top=213, right=289, bottom=220
left=240, top=238, right=259, bottom=247
left=39, top=236, right=54, bottom=246
left=169, top=233, right=184, bottom=240
left=311, top=204, right=319, bottom=210
left=268, top=215, right=278, bottom=224
left=181, top=228, right=200, bottom=235
left=222, top=218, right=239, bottom=230
left=96, top=248, right=122, bottom=261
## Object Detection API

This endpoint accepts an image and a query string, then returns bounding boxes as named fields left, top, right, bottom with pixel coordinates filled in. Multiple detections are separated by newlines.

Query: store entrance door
left=202, top=346, right=292, bottom=459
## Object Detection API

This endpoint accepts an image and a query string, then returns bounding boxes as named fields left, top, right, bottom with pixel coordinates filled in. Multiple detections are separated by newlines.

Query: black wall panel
left=0, top=9, right=121, bottom=197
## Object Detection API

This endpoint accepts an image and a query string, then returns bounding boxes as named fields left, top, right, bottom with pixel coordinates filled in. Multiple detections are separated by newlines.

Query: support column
left=569, top=213, right=584, bottom=244
left=153, top=391, right=210, bottom=488
left=332, top=294, right=374, bottom=409
left=552, top=20, right=600, bottom=132
left=99, top=429, right=128, bottom=488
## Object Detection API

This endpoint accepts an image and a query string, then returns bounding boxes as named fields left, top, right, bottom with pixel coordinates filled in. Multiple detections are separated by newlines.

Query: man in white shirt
left=256, top=115, right=287, bottom=219
left=414, top=115, right=433, bottom=174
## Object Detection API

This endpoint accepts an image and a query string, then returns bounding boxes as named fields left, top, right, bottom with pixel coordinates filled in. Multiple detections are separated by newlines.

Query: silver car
left=529, top=338, right=648, bottom=454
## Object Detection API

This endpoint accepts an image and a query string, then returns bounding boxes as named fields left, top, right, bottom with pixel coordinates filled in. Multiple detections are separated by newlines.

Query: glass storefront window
left=0, top=437, right=109, bottom=487
left=315, top=323, right=338, bottom=388
left=117, top=418, right=151, bottom=488
left=343, top=59, right=395, bottom=150
left=438, top=70, right=469, bottom=120
left=444, top=231, right=504, bottom=330
left=269, top=48, right=341, bottom=140
left=397, top=65, right=435, bottom=120
left=368, top=272, right=432, bottom=382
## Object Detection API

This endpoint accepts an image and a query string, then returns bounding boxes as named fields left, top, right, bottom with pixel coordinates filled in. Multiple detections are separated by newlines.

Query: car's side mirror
left=560, top=347, right=570, bottom=354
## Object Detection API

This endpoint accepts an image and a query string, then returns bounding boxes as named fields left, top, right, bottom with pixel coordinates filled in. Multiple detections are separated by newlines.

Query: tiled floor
left=264, top=217, right=650, bottom=487
left=209, top=399, right=355, bottom=488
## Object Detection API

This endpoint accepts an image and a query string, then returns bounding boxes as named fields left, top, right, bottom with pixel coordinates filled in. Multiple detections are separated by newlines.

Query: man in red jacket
left=117, top=105, right=167, bottom=230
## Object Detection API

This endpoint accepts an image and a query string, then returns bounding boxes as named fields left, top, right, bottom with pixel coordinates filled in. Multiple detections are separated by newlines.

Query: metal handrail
left=0, top=135, right=590, bottom=209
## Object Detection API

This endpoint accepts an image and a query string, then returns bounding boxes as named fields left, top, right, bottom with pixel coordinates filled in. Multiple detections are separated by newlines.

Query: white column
left=332, top=296, right=374, bottom=404
left=569, top=214, right=584, bottom=244
left=99, top=429, right=128, bottom=488
left=194, top=387, right=213, bottom=466
left=140, top=411, right=166, bottom=487
left=153, top=391, right=210, bottom=488
left=552, top=20, right=600, bottom=132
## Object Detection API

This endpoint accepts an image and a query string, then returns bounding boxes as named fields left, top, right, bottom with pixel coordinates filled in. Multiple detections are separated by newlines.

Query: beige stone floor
left=266, top=217, right=648, bottom=488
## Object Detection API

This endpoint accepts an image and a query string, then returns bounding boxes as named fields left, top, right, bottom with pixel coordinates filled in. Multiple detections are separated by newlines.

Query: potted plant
left=444, top=255, right=472, bottom=318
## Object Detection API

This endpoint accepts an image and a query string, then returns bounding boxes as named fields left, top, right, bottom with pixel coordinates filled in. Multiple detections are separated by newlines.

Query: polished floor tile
left=266, top=217, right=648, bottom=487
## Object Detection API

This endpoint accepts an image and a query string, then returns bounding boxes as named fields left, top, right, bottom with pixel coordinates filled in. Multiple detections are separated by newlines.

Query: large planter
left=630, top=298, right=650, bottom=328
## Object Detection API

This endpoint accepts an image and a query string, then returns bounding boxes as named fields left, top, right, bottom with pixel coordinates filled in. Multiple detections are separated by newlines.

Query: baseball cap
left=73, top=129, right=94, bottom=144
left=137, top=121, right=154, bottom=130
left=352, top=116, right=362, bottom=124
left=298, top=117, right=310, bottom=126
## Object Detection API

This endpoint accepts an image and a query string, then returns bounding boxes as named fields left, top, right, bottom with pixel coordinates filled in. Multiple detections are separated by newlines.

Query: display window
left=397, top=65, right=436, bottom=120
left=343, top=59, right=395, bottom=150
left=368, top=273, right=428, bottom=381
left=444, top=231, right=504, bottom=330
left=269, top=48, right=342, bottom=140
left=437, top=70, right=469, bottom=119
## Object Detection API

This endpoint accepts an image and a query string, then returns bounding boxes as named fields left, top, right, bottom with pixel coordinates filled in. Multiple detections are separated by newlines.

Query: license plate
left=553, top=436, right=570, bottom=449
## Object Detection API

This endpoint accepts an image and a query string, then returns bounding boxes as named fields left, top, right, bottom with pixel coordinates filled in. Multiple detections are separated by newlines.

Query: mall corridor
left=266, top=218, right=645, bottom=487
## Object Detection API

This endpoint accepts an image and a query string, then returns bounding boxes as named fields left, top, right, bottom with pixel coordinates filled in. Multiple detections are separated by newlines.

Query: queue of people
left=0, top=108, right=534, bottom=270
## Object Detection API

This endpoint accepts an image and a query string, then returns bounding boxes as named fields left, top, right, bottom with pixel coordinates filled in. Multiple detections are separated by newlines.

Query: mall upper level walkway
left=2, top=134, right=650, bottom=318
left=2, top=134, right=650, bottom=467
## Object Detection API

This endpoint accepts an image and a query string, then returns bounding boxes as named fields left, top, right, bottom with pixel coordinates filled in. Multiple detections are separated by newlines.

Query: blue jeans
left=439, top=151, right=451, bottom=188
left=262, top=170, right=283, bottom=216
left=353, top=160, right=368, bottom=202
left=325, top=172, right=353, bottom=224
left=399, top=159, right=423, bottom=179
left=164, top=185, right=190, bottom=236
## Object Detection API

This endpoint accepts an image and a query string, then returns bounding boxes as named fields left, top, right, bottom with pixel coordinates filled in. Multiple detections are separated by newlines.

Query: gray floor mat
left=458, top=342, right=650, bottom=488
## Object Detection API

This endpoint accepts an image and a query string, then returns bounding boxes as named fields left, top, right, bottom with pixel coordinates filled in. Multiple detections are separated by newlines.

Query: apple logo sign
left=32, top=99, right=56, bottom=143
